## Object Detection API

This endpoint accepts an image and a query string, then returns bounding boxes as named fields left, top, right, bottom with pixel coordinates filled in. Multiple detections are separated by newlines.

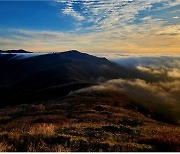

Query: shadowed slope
left=0, top=50, right=131, bottom=107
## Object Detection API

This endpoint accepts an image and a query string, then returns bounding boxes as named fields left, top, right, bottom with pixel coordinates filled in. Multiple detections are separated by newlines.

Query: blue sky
left=0, top=0, right=179, bottom=53
left=0, top=1, right=74, bottom=31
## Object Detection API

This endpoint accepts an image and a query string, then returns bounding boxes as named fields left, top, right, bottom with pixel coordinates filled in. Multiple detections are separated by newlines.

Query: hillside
left=0, top=50, right=132, bottom=107
left=0, top=89, right=179, bottom=152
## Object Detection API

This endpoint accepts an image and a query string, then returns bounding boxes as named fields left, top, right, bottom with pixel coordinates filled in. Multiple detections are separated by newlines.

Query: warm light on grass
left=28, top=124, right=57, bottom=136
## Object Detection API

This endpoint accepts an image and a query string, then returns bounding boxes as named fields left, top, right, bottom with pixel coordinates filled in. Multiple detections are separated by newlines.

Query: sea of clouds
left=84, top=53, right=180, bottom=124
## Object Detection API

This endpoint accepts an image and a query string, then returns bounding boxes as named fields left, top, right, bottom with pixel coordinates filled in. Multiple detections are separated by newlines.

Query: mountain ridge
left=0, top=50, right=131, bottom=107
left=0, top=49, right=32, bottom=53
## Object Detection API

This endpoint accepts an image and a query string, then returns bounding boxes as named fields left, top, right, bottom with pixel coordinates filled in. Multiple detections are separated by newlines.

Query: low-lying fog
left=88, top=53, right=180, bottom=124
left=0, top=53, right=48, bottom=60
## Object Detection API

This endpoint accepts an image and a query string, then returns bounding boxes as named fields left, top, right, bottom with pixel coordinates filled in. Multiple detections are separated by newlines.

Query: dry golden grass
left=0, top=92, right=179, bottom=152
left=28, top=123, right=57, bottom=136
left=27, top=139, right=50, bottom=152
left=0, top=142, right=13, bottom=152
left=52, top=144, right=71, bottom=152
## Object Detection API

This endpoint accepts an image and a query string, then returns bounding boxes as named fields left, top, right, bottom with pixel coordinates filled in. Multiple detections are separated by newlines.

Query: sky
left=0, top=0, right=179, bottom=53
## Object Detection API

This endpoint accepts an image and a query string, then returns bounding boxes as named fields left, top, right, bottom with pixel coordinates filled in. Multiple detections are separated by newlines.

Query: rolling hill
left=0, top=50, right=132, bottom=107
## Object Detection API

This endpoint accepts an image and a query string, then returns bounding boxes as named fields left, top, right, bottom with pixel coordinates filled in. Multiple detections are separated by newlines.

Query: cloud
left=110, top=54, right=180, bottom=81
left=155, top=25, right=180, bottom=36
left=1, top=25, right=180, bottom=53
left=62, top=1, right=85, bottom=21
left=76, top=78, right=180, bottom=124
left=0, top=1, right=179, bottom=52
left=167, top=68, right=180, bottom=78
left=173, top=16, right=179, bottom=19
left=0, top=1, right=180, bottom=53
left=51, top=0, right=180, bottom=53
left=1, top=0, right=180, bottom=52
left=136, top=66, right=163, bottom=75
left=73, top=55, right=180, bottom=124
left=56, top=0, right=180, bottom=32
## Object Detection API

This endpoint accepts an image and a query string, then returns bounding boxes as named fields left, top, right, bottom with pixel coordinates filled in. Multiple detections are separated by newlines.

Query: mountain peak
left=62, top=50, right=82, bottom=54
left=67, top=50, right=80, bottom=53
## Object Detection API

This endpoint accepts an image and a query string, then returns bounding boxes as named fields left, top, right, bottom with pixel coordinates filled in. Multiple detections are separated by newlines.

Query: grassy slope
left=0, top=90, right=179, bottom=152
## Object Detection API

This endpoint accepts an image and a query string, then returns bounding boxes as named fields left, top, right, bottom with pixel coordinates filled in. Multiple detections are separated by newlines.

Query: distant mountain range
left=0, top=50, right=134, bottom=107
left=0, top=49, right=32, bottom=53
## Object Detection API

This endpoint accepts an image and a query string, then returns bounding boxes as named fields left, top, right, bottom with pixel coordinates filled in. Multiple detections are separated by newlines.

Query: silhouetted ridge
left=0, top=49, right=32, bottom=53
left=59, top=50, right=108, bottom=64
left=0, top=50, right=132, bottom=107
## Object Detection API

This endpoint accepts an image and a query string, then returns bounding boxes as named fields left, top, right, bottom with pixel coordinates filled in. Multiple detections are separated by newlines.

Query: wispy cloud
left=0, top=25, right=179, bottom=53
left=173, top=16, right=179, bottom=19
left=40, top=0, right=180, bottom=52
left=62, top=0, right=85, bottom=21
left=0, top=0, right=179, bottom=52
left=57, top=0, right=180, bottom=32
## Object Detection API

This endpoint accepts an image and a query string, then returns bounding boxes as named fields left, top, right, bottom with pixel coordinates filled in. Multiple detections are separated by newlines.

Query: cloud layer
left=75, top=55, right=180, bottom=124
left=78, top=79, right=180, bottom=124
